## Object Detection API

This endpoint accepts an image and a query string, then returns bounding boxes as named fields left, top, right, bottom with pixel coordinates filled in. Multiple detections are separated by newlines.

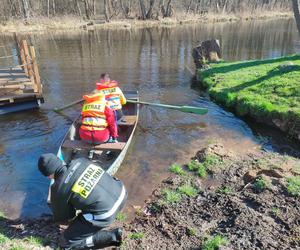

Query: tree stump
left=192, top=39, right=222, bottom=69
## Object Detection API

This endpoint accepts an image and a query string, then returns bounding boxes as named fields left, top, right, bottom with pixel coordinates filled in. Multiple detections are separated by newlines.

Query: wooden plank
left=22, top=40, right=34, bottom=84
left=62, top=140, right=125, bottom=152
left=0, top=84, right=34, bottom=89
left=19, top=41, right=28, bottom=75
left=0, top=81, right=32, bottom=86
left=0, top=93, right=36, bottom=102
left=30, top=46, right=42, bottom=94
left=118, top=115, right=137, bottom=126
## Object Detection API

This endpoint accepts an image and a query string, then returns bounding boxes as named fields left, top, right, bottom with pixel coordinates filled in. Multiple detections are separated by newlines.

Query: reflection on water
left=0, top=18, right=299, bottom=219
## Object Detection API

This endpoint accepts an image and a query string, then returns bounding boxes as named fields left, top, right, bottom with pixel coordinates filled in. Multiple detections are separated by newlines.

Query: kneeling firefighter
left=38, top=153, right=127, bottom=249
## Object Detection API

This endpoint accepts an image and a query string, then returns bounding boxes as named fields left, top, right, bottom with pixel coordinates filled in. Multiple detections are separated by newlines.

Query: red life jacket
left=96, top=80, right=118, bottom=90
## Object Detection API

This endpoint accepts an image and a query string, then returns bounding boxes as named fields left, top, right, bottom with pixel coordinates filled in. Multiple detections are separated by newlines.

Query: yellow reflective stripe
left=82, top=117, right=107, bottom=127
left=72, top=164, right=104, bottom=199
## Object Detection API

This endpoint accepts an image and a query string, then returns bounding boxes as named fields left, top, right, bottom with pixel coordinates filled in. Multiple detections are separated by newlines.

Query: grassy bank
left=197, top=55, right=300, bottom=141
left=0, top=12, right=292, bottom=33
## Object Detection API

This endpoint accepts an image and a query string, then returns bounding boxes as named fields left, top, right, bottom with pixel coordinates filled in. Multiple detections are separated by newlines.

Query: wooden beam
left=63, top=140, right=126, bottom=152
left=118, top=115, right=137, bottom=126
left=30, top=46, right=42, bottom=95
left=22, top=40, right=35, bottom=86
left=19, top=41, right=27, bottom=75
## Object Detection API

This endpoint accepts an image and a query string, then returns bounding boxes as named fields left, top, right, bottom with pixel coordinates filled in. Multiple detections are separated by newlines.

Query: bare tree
left=0, top=0, right=293, bottom=22
left=84, top=0, right=91, bottom=19
left=21, top=0, right=30, bottom=19
left=104, top=0, right=110, bottom=21
left=292, top=0, right=300, bottom=36
left=139, top=0, right=147, bottom=19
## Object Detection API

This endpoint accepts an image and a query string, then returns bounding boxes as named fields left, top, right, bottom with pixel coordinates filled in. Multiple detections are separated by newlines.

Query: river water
left=0, top=18, right=299, bottom=219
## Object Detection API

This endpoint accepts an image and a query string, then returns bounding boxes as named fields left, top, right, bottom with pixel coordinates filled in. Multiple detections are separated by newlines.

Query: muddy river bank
left=123, top=144, right=300, bottom=250
left=0, top=143, right=299, bottom=249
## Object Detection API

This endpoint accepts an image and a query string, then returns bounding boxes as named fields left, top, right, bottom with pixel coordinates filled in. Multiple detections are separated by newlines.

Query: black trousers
left=61, top=214, right=103, bottom=250
left=61, top=194, right=127, bottom=250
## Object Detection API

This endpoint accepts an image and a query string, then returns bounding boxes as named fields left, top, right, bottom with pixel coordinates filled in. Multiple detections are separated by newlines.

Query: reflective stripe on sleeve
left=83, top=184, right=126, bottom=221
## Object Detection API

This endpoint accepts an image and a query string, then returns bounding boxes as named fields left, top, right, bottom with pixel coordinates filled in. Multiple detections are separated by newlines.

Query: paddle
left=127, top=100, right=208, bottom=115
left=53, top=99, right=84, bottom=112
left=53, top=97, right=208, bottom=115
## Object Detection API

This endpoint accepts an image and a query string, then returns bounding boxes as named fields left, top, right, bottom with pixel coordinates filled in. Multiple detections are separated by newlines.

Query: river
left=0, top=18, right=299, bottom=219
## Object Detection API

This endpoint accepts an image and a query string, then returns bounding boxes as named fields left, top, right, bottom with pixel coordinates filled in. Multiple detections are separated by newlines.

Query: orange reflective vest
left=81, top=93, right=108, bottom=131
left=96, top=80, right=126, bottom=111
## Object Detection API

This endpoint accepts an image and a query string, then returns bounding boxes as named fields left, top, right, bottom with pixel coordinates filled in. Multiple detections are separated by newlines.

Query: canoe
left=56, top=90, right=139, bottom=176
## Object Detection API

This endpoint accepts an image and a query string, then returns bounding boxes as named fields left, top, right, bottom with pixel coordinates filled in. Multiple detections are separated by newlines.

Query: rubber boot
left=92, top=228, right=123, bottom=249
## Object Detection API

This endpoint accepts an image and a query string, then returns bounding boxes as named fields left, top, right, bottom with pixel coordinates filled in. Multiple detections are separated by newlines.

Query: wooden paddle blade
left=179, top=106, right=208, bottom=115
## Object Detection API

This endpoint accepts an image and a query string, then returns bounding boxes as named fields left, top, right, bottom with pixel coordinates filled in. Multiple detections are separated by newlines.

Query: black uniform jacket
left=51, top=158, right=127, bottom=227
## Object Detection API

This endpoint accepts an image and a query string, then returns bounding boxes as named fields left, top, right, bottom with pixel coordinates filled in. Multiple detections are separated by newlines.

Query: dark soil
left=123, top=144, right=300, bottom=250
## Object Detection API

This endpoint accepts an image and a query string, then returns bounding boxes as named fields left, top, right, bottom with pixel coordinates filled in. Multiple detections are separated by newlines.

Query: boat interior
left=59, top=91, right=138, bottom=171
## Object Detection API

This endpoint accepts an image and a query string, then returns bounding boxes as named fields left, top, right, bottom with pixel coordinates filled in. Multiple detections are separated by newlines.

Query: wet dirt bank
left=122, top=144, right=300, bottom=250
left=0, top=144, right=299, bottom=249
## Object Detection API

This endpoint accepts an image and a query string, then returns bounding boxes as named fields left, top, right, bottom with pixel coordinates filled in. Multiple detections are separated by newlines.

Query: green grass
left=116, top=212, right=127, bottom=222
left=216, top=186, right=233, bottom=195
left=198, top=55, right=300, bottom=139
left=169, top=163, right=185, bottom=175
left=203, top=154, right=221, bottom=168
left=286, top=176, right=300, bottom=196
left=129, top=232, right=145, bottom=240
left=0, top=233, right=9, bottom=244
left=253, top=176, right=268, bottom=192
left=198, top=164, right=208, bottom=178
left=187, top=160, right=202, bottom=171
left=187, top=227, right=197, bottom=236
left=161, top=188, right=181, bottom=204
left=0, top=211, right=5, bottom=221
left=25, top=235, right=50, bottom=246
left=10, top=246, right=26, bottom=250
left=178, top=184, right=198, bottom=197
left=202, top=235, right=228, bottom=250
left=271, top=207, right=280, bottom=216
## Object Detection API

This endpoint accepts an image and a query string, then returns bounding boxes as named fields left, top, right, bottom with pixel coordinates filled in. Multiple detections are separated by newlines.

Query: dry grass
left=0, top=16, right=85, bottom=33
left=0, top=11, right=293, bottom=33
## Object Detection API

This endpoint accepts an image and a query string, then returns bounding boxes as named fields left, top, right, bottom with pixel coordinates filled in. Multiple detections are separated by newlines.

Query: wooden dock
left=0, top=39, right=44, bottom=115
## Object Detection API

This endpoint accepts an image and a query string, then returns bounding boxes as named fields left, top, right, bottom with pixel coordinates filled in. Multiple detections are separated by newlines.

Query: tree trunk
left=84, top=0, right=90, bottom=19
left=104, top=0, right=110, bottom=22
left=93, top=0, right=96, bottom=16
left=119, top=0, right=128, bottom=18
left=222, top=0, right=229, bottom=14
left=47, top=0, right=50, bottom=17
left=21, top=0, right=30, bottom=19
left=146, top=0, right=156, bottom=19
left=139, top=0, right=147, bottom=20
left=52, top=0, right=56, bottom=16
left=292, top=0, right=300, bottom=36
left=186, top=0, right=194, bottom=14
left=75, top=0, right=82, bottom=16
left=164, top=0, right=172, bottom=17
